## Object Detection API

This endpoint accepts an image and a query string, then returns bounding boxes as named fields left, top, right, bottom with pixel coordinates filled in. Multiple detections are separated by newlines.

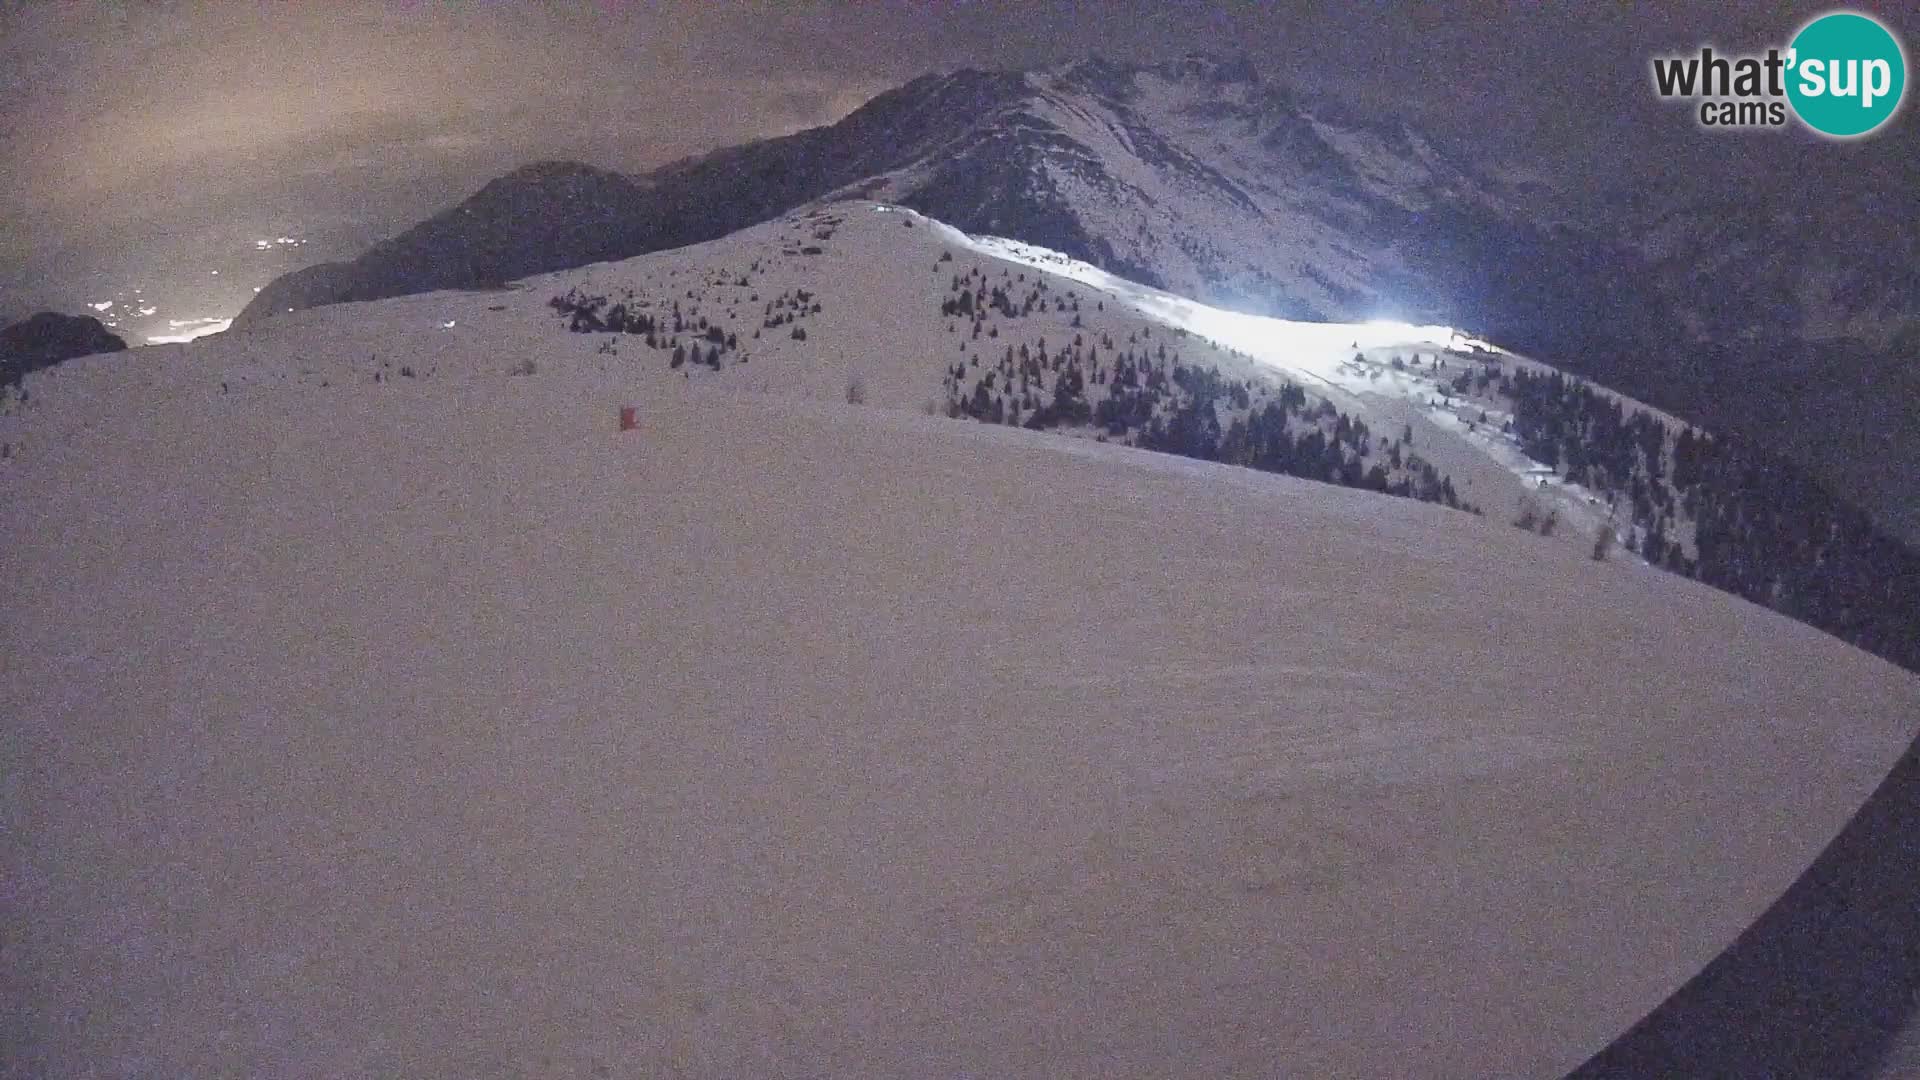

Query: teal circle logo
left=1786, top=11, right=1907, bottom=137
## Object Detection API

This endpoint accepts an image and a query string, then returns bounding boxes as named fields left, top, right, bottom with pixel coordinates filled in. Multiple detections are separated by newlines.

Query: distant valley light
left=145, top=317, right=232, bottom=344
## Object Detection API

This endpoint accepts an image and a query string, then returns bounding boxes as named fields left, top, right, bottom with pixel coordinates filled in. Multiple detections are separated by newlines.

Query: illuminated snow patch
left=146, top=318, right=232, bottom=344
left=88, top=301, right=113, bottom=312
left=138, top=306, right=158, bottom=317
left=909, top=207, right=1497, bottom=389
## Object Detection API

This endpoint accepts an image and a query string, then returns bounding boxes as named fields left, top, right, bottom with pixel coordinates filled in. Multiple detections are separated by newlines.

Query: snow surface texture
left=6, top=203, right=1920, bottom=1078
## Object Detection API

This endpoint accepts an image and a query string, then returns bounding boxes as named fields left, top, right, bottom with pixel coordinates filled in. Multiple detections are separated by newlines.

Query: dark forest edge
left=1504, top=368, right=1920, bottom=674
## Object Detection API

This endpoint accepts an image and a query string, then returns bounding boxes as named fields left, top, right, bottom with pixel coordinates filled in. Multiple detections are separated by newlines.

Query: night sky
left=3, top=1, right=1915, bottom=339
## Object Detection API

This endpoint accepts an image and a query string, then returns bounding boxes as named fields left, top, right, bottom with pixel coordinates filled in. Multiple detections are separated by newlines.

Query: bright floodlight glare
left=145, top=318, right=233, bottom=345
left=920, top=210, right=1496, bottom=385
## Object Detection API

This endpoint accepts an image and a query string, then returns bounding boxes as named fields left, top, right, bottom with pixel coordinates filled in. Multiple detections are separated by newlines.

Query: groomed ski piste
left=5, top=201, right=1918, bottom=1078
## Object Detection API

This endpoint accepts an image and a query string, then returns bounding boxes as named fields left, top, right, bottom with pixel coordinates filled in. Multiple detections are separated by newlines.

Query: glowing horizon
left=145, top=317, right=232, bottom=344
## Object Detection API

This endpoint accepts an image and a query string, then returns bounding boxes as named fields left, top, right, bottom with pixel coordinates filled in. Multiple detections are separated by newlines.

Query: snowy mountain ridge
left=236, top=54, right=1532, bottom=329
left=247, top=51, right=1916, bottom=354
left=227, top=53, right=1920, bottom=549
left=40, top=200, right=1920, bottom=674
left=86, top=202, right=1603, bottom=541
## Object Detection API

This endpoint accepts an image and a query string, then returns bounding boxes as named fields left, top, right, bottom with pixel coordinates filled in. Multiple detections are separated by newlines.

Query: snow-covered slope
left=41, top=201, right=1920, bottom=665
left=166, top=204, right=1591, bottom=548
left=6, top=201, right=1920, bottom=1078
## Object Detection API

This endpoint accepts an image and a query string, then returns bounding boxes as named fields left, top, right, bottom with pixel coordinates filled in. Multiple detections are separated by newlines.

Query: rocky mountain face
left=1, top=312, right=126, bottom=388
left=235, top=53, right=1918, bottom=540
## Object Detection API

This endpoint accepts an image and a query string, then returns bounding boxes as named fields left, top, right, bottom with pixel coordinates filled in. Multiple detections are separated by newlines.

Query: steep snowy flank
left=6, top=246, right=1919, bottom=1075
left=853, top=55, right=1525, bottom=323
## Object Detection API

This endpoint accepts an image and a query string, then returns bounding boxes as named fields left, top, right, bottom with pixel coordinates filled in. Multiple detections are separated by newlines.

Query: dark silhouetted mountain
left=1, top=312, right=127, bottom=388
left=245, top=161, right=655, bottom=319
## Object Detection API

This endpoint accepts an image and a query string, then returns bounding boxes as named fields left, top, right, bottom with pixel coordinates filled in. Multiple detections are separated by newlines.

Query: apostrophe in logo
left=1650, top=9, right=1907, bottom=138
left=1786, top=11, right=1906, bottom=137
